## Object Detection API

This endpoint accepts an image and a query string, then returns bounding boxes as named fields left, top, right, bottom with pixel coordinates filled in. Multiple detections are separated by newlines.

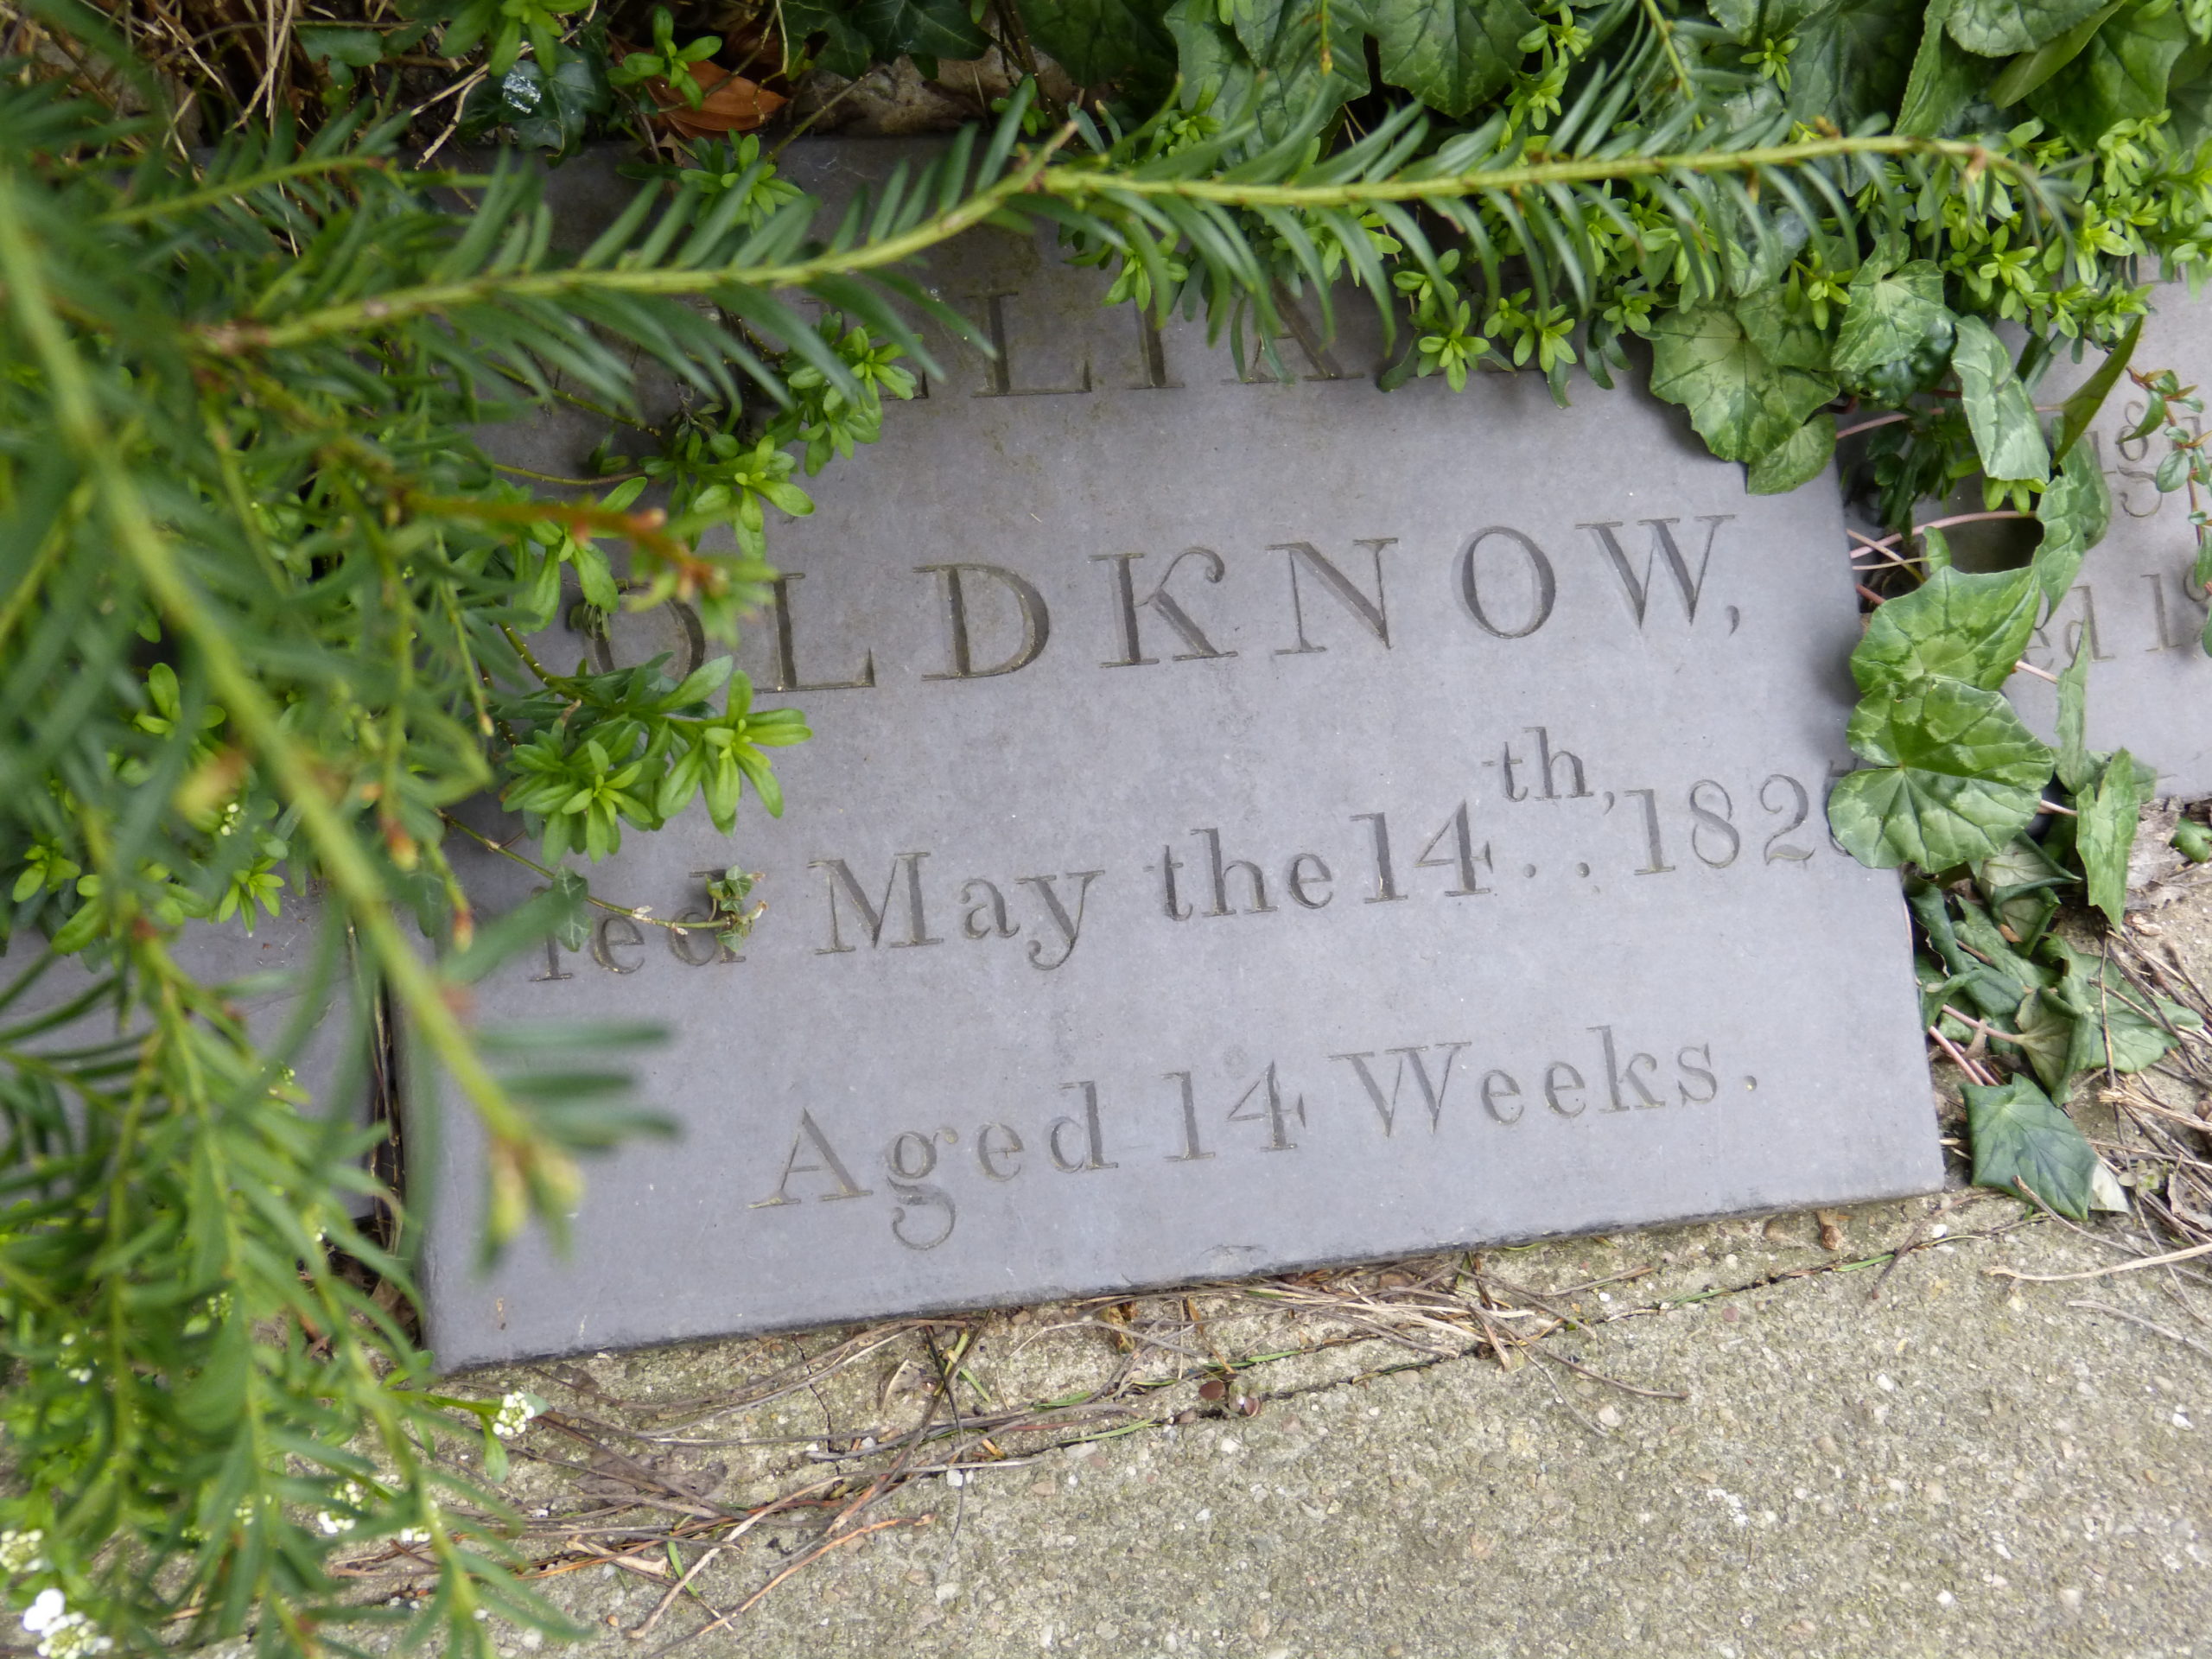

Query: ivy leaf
left=1990, top=0, right=2126, bottom=104
left=1832, top=259, right=1955, bottom=384
left=1965, top=1075, right=2096, bottom=1218
left=784, top=0, right=874, bottom=76
left=2077, top=747, right=2147, bottom=924
left=1830, top=677, right=2054, bottom=868
left=2010, top=988, right=2086, bottom=1094
left=1746, top=414, right=1835, bottom=494
left=855, top=0, right=991, bottom=60
left=1850, top=565, right=2043, bottom=694
left=1369, top=0, right=1536, bottom=117
left=1785, top=0, right=1922, bottom=128
left=1014, top=0, right=1176, bottom=85
left=2026, top=0, right=2189, bottom=149
left=1733, top=287, right=1832, bottom=373
left=1648, top=304, right=1838, bottom=463
left=1946, top=0, right=2109, bottom=56
left=2056, top=314, right=2142, bottom=459
left=1707, top=0, right=1832, bottom=44
left=1951, top=316, right=2050, bottom=484
left=2031, top=437, right=2111, bottom=606
left=2169, top=40, right=2212, bottom=150
left=2045, top=938, right=2204, bottom=1072
left=1896, top=0, right=1986, bottom=134
left=2054, top=631, right=2096, bottom=794
left=1228, top=0, right=1371, bottom=134
left=1165, top=0, right=1258, bottom=111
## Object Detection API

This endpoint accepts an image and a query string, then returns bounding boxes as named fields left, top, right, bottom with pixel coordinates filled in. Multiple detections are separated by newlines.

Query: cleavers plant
left=5, top=0, right=2212, bottom=1650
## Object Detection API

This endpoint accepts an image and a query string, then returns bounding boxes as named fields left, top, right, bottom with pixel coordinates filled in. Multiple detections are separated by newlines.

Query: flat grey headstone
left=2009, top=292, right=2212, bottom=795
left=419, top=144, right=1938, bottom=1366
left=0, top=905, right=385, bottom=1208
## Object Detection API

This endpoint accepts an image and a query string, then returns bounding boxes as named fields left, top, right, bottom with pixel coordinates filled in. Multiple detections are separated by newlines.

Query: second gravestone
left=2008, top=289, right=2212, bottom=796
left=421, top=146, right=1939, bottom=1365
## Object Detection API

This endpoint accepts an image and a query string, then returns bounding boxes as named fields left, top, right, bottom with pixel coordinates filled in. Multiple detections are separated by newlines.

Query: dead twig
left=2066, top=1300, right=2212, bottom=1364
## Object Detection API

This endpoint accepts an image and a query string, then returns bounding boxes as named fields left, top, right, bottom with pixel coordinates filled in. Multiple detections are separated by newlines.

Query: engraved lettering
left=1017, top=871, right=1103, bottom=970
left=1334, top=1044, right=1469, bottom=1135
left=1093, top=549, right=1237, bottom=666
left=1351, top=811, right=1407, bottom=903
left=667, top=908, right=741, bottom=965
left=1620, top=787, right=1675, bottom=874
left=1580, top=516, right=1731, bottom=626
left=888, top=1180, right=957, bottom=1249
left=1525, top=727, right=1590, bottom=799
left=1677, top=1045, right=1719, bottom=1105
left=531, top=935, right=573, bottom=982
left=1479, top=1069, right=1523, bottom=1124
left=2058, top=582, right=2114, bottom=663
left=1413, top=802, right=1494, bottom=895
left=960, top=878, right=1018, bottom=940
left=1048, top=1080, right=1118, bottom=1172
left=888, top=1130, right=938, bottom=1181
left=1459, top=527, right=1556, bottom=639
left=975, top=290, right=1091, bottom=397
left=1687, top=781, right=1740, bottom=868
left=1131, top=309, right=1179, bottom=390
left=1227, top=1061, right=1305, bottom=1151
left=1195, top=828, right=1274, bottom=916
left=1758, top=774, right=1815, bottom=863
left=918, top=563, right=1052, bottom=680
left=976, top=1122, right=1025, bottom=1180
left=1286, top=852, right=1334, bottom=908
left=1165, top=1071, right=1214, bottom=1161
left=591, top=915, right=645, bottom=974
left=1157, top=845, right=1194, bottom=921
left=1272, top=538, right=1395, bottom=655
left=810, top=853, right=944, bottom=954
left=1592, top=1025, right=1663, bottom=1111
left=751, top=1110, right=873, bottom=1206
left=766, top=574, right=875, bottom=692
left=1543, top=1061, right=1586, bottom=1117
left=1236, top=287, right=1350, bottom=382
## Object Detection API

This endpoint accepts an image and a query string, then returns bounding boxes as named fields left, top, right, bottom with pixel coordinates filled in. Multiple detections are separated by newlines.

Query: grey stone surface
left=1, top=904, right=369, bottom=1110
left=448, top=1190, right=2212, bottom=1659
left=420, top=143, right=1937, bottom=1367
left=2010, top=291, right=2212, bottom=796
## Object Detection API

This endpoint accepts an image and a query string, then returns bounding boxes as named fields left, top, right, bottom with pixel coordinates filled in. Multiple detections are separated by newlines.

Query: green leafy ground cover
left=6, top=0, right=2212, bottom=1650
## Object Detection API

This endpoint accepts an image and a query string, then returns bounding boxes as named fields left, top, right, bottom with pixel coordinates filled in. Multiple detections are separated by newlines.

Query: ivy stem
left=436, top=812, right=712, bottom=933
left=1834, top=412, right=1911, bottom=440
left=1860, top=509, right=2037, bottom=553
left=1927, top=1020, right=1999, bottom=1087
left=2012, top=660, right=2061, bottom=683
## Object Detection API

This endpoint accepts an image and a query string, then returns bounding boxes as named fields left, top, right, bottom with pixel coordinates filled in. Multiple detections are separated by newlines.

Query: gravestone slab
left=0, top=906, right=384, bottom=1206
left=419, top=144, right=1939, bottom=1366
left=2007, top=292, right=2212, bottom=796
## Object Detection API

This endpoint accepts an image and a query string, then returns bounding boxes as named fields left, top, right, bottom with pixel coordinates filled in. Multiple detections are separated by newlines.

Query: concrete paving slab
left=435, top=1188, right=2212, bottom=1659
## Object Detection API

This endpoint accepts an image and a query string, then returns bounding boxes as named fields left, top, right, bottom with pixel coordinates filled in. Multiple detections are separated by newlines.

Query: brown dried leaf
left=649, top=61, right=787, bottom=137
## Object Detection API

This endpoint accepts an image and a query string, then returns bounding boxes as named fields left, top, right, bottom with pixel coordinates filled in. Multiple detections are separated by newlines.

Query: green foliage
left=1965, top=1073, right=2098, bottom=1216
left=15, top=0, right=2212, bottom=1647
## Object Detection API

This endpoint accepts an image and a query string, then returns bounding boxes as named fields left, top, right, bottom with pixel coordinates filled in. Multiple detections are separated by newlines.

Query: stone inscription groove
left=419, top=146, right=1939, bottom=1365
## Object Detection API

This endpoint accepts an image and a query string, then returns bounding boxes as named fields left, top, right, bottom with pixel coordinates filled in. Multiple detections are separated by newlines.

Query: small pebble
left=1198, top=1379, right=1226, bottom=1402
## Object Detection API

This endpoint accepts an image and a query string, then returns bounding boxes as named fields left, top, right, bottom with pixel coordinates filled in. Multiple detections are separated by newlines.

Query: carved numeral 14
left=1166, top=1063, right=1306, bottom=1160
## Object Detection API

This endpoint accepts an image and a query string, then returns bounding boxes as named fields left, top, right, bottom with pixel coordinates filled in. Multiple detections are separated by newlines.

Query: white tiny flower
left=491, top=1392, right=540, bottom=1440
left=315, top=1481, right=368, bottom=1535
left=22, top=1588, right=66, bottom=1634
left=0, top=1529, right=49, bottom=1574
